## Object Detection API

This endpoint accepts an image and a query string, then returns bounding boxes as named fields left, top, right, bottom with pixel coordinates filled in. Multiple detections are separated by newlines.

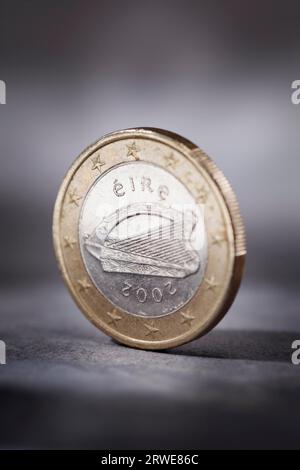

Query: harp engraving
left=85, top=203, right=200, bottom=278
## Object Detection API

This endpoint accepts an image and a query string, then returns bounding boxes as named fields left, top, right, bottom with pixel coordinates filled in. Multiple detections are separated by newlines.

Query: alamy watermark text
left=0, top=80, right=6, bottom=104
left=0, top=340, right=6, bottom=365
left=291, top=80, right=300, bottom=105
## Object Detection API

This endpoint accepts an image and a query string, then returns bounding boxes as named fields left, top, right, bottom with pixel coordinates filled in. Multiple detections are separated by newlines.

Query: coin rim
left=53, top=128, right=246, bottom=350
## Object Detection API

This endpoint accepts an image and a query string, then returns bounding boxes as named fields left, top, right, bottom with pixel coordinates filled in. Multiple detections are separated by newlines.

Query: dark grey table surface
left=1, top=0, right=300, bottom=452
left=1, top=281, right=300, bottom=449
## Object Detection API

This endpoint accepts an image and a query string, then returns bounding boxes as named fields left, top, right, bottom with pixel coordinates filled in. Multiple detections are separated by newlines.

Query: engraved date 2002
left=121, top=280, right=177, bottom=303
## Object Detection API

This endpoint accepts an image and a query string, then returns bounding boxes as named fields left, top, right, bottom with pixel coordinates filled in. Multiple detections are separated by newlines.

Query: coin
left=53, top=128, right=246, bottom=350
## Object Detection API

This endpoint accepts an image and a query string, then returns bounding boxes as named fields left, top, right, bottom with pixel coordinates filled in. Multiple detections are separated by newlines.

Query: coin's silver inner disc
left=79, top=161, right=207, bottom=317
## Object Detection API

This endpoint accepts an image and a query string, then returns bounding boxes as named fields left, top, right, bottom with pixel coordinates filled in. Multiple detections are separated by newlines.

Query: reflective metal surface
left=79, top=161, right=207, bottom=317
left=53, top=128, right=246, bottom=349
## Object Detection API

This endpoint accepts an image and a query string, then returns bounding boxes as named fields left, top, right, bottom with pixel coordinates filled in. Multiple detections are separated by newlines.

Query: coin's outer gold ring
left=53, top=128, right=246, bottom=350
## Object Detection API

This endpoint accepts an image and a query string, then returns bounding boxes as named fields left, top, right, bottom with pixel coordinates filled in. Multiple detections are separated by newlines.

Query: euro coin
left=53, top=128, right=246, bottom=349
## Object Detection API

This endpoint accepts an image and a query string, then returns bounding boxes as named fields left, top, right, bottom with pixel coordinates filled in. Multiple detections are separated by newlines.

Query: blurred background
left=0, top=0, right=300, bottom=450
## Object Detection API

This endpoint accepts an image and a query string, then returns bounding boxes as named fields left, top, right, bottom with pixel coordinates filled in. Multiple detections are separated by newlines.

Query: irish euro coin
left=53, top=128, right=246, bottom=349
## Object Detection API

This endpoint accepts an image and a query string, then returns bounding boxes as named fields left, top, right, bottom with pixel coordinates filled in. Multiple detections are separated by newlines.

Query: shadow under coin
left=168, top=329, right=298, bottom=363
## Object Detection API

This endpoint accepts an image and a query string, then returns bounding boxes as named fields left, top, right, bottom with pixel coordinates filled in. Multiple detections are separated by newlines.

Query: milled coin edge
left=53, top=128, right=246, bottom=350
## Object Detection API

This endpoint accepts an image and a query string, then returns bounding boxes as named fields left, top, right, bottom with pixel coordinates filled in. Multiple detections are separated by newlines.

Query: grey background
left=0, top=0, right=300, bottom=449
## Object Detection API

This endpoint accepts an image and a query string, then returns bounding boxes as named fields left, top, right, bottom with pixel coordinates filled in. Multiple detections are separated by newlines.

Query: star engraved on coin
left=185, top=173, right=208, bottom=203
left=77, top=278, right=92, bottom=292
left=185, top=171, right=194, bottom=186
left=211, top=230, right=226, bottom=246
left=204, top=275, right=219, bottom=292
left=165, top=152, right=179, bottom=169
left=144, top=321, right=160, bottom=338
left=68, top=188, right=82, bottom=206
left=91, top=154, right=105, bottom=173
left=195, top=185, right=208, bottom=204
left=126, top=141, right=140, bottom=160
left=63, top=236, right=76, bottom=249
left=180, top=310, right=195, bottom=327
left=106, top=308, right=122, bottom=327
